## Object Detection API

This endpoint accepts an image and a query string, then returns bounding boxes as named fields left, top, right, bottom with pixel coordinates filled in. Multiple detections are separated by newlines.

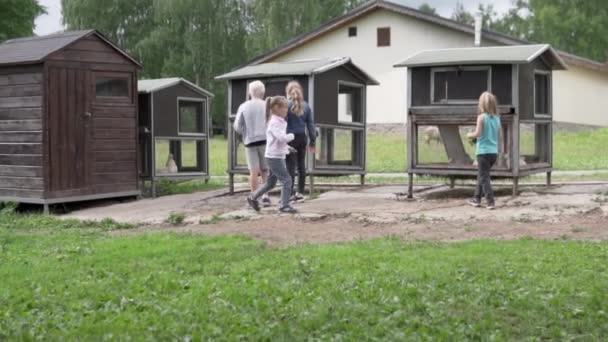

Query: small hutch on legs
left=216, top=57, right=379, bottom=194
left=394, top=44, right=567, bottom=197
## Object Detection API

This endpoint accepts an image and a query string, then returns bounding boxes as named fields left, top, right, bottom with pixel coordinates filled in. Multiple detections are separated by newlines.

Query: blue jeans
left=252, top=158, right=292, bottom=208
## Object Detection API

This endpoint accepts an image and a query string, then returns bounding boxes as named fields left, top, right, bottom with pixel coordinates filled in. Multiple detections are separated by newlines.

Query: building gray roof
left=0, top=30, right=141, bottom=67
left=215, top=57, right=379, bottom=85
left=394, top=44, right=568, bottom=70
left=138, top=77, right=214, bottom=97
left=245, top=0, right=605, bottom=72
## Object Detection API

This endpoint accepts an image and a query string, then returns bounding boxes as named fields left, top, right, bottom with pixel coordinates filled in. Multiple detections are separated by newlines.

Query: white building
left=247, top=0, right=608, bottom=127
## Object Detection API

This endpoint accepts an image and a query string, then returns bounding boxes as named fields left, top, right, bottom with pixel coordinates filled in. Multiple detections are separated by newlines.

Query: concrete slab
left=62, top=187, right=247, bottom=224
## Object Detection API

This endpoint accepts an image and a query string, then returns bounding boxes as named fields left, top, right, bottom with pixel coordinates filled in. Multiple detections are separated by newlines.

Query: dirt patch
left=113, top=209, right=608, bottom=246
left=71, top=183, right=606, bottom=246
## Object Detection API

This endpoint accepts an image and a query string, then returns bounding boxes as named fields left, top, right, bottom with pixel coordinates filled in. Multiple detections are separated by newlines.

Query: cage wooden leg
left=309, top=175, right=315, bottom=196
left=449, top=177, right=456, bottom=189
left=407, top=173, right=414, bottom=199
left=43, top=204, right=50, bottom=215
left=151, top=179, right=157, bottom=198
left=546, top=172, right=551, bottom=187
left=360, top=174, right=365, bottom=187
left=512, top=177, right=519, bottom=197
left=229, top=173, right=234, bottom=195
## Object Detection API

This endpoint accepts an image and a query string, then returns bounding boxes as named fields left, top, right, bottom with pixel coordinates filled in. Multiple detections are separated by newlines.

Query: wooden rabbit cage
left=216, top=57, right=379, bottom=193
left=394, top=45, right=567, bottom=197
left=138, top=78, right=213, bottom=197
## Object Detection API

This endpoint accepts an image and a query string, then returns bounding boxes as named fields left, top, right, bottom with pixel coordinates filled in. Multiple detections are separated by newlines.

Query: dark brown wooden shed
left=0, top=30, right=142, bottom=212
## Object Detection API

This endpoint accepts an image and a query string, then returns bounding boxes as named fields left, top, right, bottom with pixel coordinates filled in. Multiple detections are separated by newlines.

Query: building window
left=178, top=99, right=205, bottom=134
left=96, top=76, right=129, bottom=97
left=377, top=27, right=391, bottom=47
left=431, top=67, right=491, bottom=104
left=348, top=26, right=357, bottom=37
left=534, top=72, right=549, bottom=116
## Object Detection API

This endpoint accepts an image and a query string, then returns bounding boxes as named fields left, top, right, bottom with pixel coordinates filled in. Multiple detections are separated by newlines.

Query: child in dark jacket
left=285, top=81, right=316, bottom=202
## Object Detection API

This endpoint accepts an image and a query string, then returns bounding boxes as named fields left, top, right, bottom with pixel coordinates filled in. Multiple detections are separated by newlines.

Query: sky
left=34, top=0, right=514, bottom=36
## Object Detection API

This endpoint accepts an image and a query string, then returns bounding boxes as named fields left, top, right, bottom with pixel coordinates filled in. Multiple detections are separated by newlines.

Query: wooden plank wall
left=91, top=103, right=138, bottom=195
left=46, top=34, right=139, bottom=199
left=0, top=67, right=44, bottom=199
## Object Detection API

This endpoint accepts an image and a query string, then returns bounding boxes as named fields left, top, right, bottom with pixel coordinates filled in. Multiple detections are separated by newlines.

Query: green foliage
left=451, top=2, right=474, bottom=25
left=418, top=3, right=437, bottom=16
left=0, top=0, right=46, bottom=42
left=166, top=212, right=185, bottom=225
left=61, top=0, right=364, bottom=129
left=451, top=0, right=608, bottom=62
left=1, top=231, right=608, bottom=340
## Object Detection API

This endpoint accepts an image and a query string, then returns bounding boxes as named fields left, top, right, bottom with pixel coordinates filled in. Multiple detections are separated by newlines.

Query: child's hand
left=288, top=146, right=297, bottom=153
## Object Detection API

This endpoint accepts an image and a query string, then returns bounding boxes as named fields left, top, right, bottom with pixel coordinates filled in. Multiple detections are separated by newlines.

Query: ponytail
left=265, top=96, right=289, bottom=122
left=265, top=97, right=272, bottom=122
left=286, top=81, right=305, bottom=116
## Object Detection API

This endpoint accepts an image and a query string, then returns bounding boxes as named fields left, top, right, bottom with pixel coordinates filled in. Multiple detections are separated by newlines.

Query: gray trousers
left=252, top=157, right=292, bottom=209
left=474, top=154, right=497, bottom=205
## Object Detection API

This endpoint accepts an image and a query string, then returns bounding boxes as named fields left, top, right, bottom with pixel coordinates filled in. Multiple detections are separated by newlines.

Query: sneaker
left=247, top=196, right=260, bottom=212
left=294, top=192, right=305, bottom=201
left=487, top=203, right=496, bottom=210
left=262, top=196, right=271, bottom=208
left=278, top=206, right=298, bottom=214
left=468, top=199, right=481, bottom=208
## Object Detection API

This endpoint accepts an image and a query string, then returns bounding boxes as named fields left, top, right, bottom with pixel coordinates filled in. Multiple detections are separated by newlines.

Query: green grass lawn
left=206, top=128, right=608, bottom=176
left=1, top=214, right=607, bottom=340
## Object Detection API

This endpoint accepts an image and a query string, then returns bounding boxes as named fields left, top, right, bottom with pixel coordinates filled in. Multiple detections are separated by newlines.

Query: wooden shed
left=216, top=57, right=379, bottom=193
left=0, top=30, right=142, bottom=212
left=138, top=78, right=214, bottom=197
left=394, top=44, right=567, bottom=197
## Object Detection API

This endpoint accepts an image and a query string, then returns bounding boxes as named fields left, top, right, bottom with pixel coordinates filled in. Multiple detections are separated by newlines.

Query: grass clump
left=166, top=212, right=186, bottom=225
left=199, top=214, right=223, bottom=225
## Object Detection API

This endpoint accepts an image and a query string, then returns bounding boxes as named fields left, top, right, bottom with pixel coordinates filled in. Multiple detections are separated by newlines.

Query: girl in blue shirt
left=467, top=91, right=501, bottom=210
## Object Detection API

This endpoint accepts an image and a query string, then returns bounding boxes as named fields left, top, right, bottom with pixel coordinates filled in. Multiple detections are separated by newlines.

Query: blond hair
left=265, top=96, right=288, bottom=121
left=478, top=91, right=498, bottom=115
left=285, top=81, right=305, bottom=116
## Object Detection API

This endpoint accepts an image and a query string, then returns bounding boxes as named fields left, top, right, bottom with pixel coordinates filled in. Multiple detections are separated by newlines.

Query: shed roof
left=138, top=77, right=214, bottom=97
left=215, top=57, right=379, bottom=85
left=393, top=44, right=568, bottom=70
left=0, top=30, right=141, bottom=67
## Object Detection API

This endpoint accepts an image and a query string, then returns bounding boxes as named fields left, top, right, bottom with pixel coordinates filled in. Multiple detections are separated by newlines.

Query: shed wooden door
left=47, top=67, right=90, bottom=193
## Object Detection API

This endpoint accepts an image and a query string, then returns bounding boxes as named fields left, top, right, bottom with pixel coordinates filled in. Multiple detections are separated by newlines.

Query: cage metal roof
left=138, top=77, right=214, bottom=97
left=215, top=57, right=379, bottom=85
left=394, top=44, right=567, bottom=70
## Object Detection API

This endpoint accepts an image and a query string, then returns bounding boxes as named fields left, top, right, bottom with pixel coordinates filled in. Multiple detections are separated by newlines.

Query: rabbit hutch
left=216, top=57, right=379, bottom=194
left=393, top=44, right=567, bottom=197
left=0, top=30, right=141, bottom=213
left=138, top=78, right=213, bottom=197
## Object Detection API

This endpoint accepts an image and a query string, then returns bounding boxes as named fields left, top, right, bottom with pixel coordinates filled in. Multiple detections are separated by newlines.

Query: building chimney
left=474, top=14, right=482, bottom=47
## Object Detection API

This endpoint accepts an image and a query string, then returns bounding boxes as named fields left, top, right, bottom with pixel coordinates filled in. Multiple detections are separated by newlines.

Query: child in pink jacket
left=248, top=96, right=297, bottom=213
